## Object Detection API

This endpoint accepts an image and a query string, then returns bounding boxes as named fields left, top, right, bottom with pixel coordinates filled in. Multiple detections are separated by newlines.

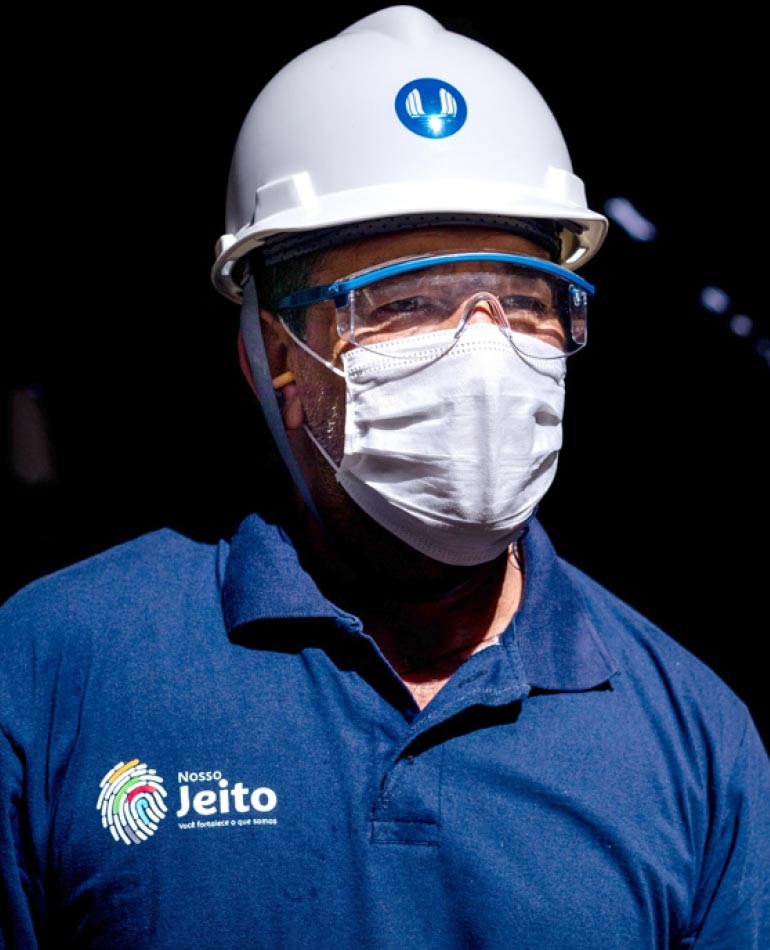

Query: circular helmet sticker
left=395, top=78, right=468, bottom=138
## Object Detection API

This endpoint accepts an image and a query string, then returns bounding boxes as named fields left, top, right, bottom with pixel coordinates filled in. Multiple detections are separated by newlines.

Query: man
left=2, top=7, right=768, bottom=948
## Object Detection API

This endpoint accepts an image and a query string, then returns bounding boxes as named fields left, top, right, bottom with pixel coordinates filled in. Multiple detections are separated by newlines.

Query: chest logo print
left=97, top=759, right=168, bottom=845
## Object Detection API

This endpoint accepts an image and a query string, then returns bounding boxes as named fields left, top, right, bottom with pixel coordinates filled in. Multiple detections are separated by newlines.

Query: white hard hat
left=211, top=5, right=608, bottom=303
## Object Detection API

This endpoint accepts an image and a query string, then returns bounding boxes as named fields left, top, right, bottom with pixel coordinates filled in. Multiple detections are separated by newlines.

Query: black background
left=3, top=4, right=768, bottom=745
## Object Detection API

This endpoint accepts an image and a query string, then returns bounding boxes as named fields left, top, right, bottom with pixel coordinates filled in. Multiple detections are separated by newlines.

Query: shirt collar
left=222, top=517, right=341, bottom=631
left=511, top=520, right=617, bottom=691
left=222, top=515, right=617, bottom=692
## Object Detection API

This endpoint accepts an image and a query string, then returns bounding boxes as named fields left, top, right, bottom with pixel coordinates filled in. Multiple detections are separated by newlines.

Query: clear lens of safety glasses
left=276, top=252, right=594, bottom=362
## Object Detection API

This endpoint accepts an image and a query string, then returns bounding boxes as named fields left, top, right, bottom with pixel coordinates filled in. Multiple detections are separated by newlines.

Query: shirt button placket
left=370, top=742, right=442, bottom=846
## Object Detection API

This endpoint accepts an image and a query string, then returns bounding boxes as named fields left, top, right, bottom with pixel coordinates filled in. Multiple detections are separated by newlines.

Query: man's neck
left=363, top=550, right=523, bottom=708
left=295, top=521, right=524, bottom=709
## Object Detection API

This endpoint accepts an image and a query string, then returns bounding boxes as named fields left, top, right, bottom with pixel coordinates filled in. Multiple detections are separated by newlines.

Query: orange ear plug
left=271, top=372, right=296, bottom=389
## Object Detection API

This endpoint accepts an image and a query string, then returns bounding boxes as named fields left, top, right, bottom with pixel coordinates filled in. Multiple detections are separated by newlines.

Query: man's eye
left=500, top=294, right=551, bottom=318
left=372, top=296, right=446, bottom=322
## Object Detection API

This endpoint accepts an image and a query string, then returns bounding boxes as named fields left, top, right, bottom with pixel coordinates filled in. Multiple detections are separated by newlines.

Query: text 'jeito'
left=176, top=772, right=277, bottom=818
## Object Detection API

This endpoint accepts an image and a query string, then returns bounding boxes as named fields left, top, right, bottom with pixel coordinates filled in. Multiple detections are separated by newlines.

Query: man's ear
left=238, top=310, right=304, bottom=431
left=237, top=309, right=286, bottom=396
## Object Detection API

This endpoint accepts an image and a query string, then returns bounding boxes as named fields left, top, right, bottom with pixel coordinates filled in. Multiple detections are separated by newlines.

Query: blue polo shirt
left=1, top=515, right=768, bottom=949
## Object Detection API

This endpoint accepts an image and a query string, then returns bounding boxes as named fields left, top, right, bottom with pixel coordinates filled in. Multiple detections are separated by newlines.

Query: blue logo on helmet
left=395, top=78, right=467, bottom=139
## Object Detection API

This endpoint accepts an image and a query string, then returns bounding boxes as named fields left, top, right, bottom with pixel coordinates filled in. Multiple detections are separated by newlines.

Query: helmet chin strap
left=240, top=276, right=324, bottom=528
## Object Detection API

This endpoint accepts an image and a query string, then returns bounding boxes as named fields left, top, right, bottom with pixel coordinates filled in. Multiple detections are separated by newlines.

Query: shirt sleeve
left=0, top=590, right=46, bottom=950
left=1, top=728, right=41, bottom=949
left=684, top=712, right=770, bottom=948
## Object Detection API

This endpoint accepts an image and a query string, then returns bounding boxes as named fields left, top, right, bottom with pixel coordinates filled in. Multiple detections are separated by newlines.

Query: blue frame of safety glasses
left=275, top=251, right=596, bottom=311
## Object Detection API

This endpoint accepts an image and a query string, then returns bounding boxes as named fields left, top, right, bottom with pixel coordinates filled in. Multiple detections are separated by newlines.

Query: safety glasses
left=276, top=251, right=595, bottom=362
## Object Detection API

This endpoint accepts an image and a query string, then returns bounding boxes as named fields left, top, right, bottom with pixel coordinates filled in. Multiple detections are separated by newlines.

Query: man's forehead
left=310, top=227, right=551, bottom=282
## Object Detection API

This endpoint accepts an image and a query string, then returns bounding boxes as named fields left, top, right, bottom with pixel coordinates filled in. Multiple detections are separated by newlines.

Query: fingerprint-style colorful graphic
left=97, top=759, right=167, bottom=845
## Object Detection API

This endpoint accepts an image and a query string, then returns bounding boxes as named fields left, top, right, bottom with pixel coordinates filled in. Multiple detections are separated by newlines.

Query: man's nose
left=464, top=293, right=502, bottom=325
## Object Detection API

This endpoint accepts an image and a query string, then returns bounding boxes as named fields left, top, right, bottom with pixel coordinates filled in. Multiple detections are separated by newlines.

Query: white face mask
left=303, top=323, right=566, bottom=567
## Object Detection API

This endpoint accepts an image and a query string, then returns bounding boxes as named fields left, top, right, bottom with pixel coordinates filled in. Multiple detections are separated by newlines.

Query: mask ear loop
left=508, top=519, right=531, bottom=570
left=240, top=275, right=325, bottom=529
